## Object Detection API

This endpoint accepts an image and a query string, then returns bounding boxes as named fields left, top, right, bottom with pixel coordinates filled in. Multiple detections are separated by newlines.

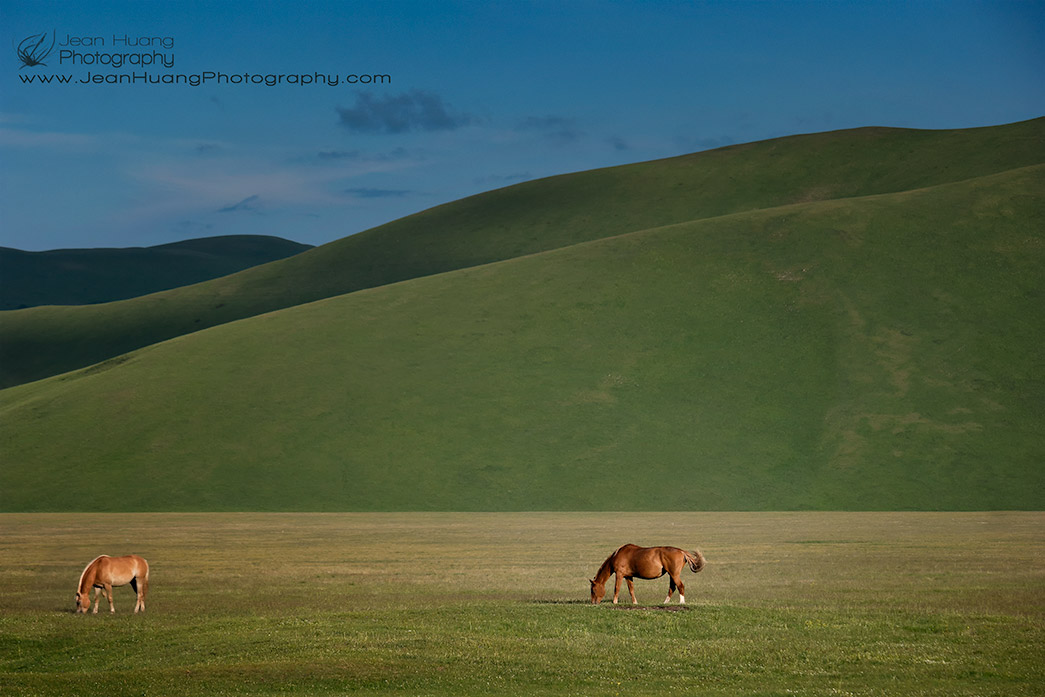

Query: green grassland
left=1, top=162, right=1042, bottom=511
left=0, top=236, right=311, bottom=311
left=1, top=513, right=1042, bottom=696
left=2, top=119, right=1043, bottom=388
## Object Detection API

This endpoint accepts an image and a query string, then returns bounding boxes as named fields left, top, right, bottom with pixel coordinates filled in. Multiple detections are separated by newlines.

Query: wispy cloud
left=175, top=220, right=215, bottom=233
left=309, top=147, right=422, bottom=166
left=516, top=115, right=583, bottom=145
left=0, top=127, right=99, bottom=149
left=337, top=90, right=477, bottom=134
left=343, top=187, right=412, bottom=198
left=218, top=194, right=261, bottom=213
left=317, top=150, right=361, bottom=160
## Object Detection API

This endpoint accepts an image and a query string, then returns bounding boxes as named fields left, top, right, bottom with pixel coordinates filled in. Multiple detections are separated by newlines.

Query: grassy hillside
left=0, top=235, right=312, bottom=310
left=2, top=118, right=1043, bottom=388
left=1, top=163, right=1041, bottom=511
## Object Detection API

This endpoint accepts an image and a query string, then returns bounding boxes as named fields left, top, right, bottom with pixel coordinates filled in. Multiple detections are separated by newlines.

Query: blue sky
left=1, top=0, right=1042, bottom=251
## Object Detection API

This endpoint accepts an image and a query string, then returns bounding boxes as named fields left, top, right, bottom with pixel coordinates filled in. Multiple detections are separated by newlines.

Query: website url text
left=19, top=71, right=390, bottom=87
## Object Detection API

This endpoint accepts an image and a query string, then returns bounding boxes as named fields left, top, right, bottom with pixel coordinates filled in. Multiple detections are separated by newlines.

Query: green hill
left=0, top=235, right=312, bottom=310
left=2, top=119, right=1043, bottom=388
left=1, top=160, right=1041, bottom=511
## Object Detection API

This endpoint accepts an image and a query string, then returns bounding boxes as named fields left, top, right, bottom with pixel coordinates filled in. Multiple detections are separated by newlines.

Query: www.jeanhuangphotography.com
left=18, top=31, right=391, bottom=87
left=22, top=71, right=389, bottom=87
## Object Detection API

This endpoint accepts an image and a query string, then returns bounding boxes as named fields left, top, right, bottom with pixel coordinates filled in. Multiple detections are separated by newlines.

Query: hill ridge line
left=318, top=162, right=1045, bottom=295
left=5, top=161, right=1041, bottom=391
left=102, top=161, right=1043, bottom=343
left=3, top=119, right=1042, bottom=388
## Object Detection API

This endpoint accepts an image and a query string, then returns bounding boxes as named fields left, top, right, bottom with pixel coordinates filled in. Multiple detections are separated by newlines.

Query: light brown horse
left=75, top=555, right=149, bottom=614
left=590, top=544, right=705, bottom=605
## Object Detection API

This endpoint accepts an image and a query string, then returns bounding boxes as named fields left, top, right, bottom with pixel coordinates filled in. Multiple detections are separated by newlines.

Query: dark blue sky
left=2, top=0, right=1043, bottom=250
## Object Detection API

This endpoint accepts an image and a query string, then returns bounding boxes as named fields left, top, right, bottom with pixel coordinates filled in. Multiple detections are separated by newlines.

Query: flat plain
left=1, top=512, right=1042, bottom=696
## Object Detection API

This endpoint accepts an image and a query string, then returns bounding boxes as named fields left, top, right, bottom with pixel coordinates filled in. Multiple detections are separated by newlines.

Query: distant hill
left=0, top=163, right=1041, bottom=512
left=0, top=119, right=1042, bottom=512
left=1, top=118, right=1042, bottom=389
left=0, top=235, right=312, bottom=310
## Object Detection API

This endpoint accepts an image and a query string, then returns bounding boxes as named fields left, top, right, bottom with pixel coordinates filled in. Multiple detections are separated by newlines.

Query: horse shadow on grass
left=531, top=599, right=692, bottom=611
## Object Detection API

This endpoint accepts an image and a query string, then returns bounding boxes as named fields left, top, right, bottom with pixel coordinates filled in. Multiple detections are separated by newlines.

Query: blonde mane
left=78, top=555, right=106, bottom=591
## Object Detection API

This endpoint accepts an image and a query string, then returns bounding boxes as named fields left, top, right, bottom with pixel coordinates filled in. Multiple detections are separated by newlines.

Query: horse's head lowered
left=74, top=591, right=90, bottom=613
left=589, top=578, right=606, bottom=604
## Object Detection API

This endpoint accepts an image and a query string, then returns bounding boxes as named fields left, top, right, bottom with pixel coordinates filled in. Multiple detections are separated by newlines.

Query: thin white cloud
left=337, top=90, right=478, bottom=134
left=0, top=127, right=99, bottom=149
left=108, top=140, right=433, bottom=238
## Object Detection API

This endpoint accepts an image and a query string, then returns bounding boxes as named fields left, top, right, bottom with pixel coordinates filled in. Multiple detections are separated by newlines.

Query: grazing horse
left=590, top=544, right=705, bottom=605
left=75, top=555, right=149, bottom=614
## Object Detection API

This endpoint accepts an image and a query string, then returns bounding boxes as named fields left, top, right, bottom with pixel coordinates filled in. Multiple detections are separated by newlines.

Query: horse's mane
left=594, top=545, right=629, bottom=582
left=78, top=555, right=106, bottom=591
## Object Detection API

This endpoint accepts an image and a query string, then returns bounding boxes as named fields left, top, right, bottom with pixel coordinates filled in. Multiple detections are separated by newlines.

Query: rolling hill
left=1, top=118, right=1043, bottom=389
left=0, top=118, right=1042, bottom=511
left=0, top=235, right=312, bottom=310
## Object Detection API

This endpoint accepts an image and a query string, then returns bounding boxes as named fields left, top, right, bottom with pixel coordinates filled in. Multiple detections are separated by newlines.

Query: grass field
left=1, top=513, right=1041, bottom=696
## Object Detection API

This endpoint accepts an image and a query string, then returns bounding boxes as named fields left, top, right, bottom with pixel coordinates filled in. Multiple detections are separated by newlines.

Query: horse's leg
left=131, top=578, right=142, bottom=613
left=612, top=573, right=622, bottom=604
left=91, top=587, right=101, bottom=614
left=625, top=577, right=638, bottom=604
left=104, top=583, right=115, bottom=613
left=672, top=573, right=686, bottom=604
left=664, top=576, right=676, bottom=604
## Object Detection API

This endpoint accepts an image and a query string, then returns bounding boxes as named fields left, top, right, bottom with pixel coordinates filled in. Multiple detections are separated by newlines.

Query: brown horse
left=75, top=555, right=149, bottom=614
left=590, top=544, right=705, bottom=605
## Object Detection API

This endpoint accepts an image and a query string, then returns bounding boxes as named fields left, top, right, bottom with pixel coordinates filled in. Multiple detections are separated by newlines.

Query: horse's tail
left=684, top=549, right=706, bottom=573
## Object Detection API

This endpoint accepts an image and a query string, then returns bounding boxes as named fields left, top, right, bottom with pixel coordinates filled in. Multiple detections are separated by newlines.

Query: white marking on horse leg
left=679, top=594, right=686, bottom=604
left=664, top=595, right=672, bottom=604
